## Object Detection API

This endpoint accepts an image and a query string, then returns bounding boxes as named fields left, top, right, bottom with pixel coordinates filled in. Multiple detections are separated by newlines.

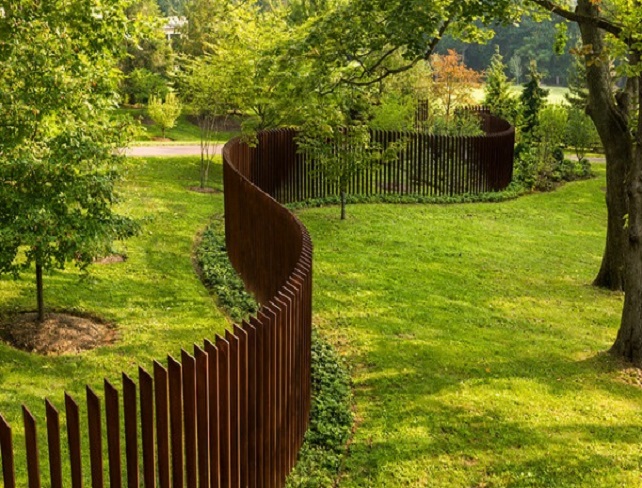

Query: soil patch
left=152, top=136, right=173, bottom=142
left=0, top=312, right=117, bottom=355
left=188, top=186, right=220, bottom=194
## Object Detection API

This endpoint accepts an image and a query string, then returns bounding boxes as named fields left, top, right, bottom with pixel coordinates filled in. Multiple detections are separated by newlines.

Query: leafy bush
left=565, top=107, right=602, bottom=159
left=418, top=110, right=484, bottom=136
left=123, top=68, right=169, bottom=105
left=513, top=140, right=592, bottom=192
left=425, top=110, right=484, bottom=136
left=286, top=183, right=525, bottom=211
left=369, top=93, right=416, bottom=131
left=483, top=46, right=520, bottom=126
left=286, top=330, right=354, bottom=488
left=513, top=143, right=539, bottom=190
left=195, top=218, right=258, bottom=323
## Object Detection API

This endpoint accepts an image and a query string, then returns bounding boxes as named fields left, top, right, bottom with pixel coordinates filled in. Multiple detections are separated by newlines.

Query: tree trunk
left=340, top=190, right=346, bottom=220
left=36, top=263, right=45, bottom=323
left=200, top=155, right=206, bottom=188
left=611, top=67, right=642, bottom=362
left=577, top=0, right=633, bottom=291
left=593, top=153, right=628, bottom=290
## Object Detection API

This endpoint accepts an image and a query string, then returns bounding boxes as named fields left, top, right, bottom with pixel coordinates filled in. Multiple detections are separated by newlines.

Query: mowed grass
left=0, top=156, right=228, bottom=482
left=472, top=84, right=570, bottom=105
left=0, top=155, right=637, bottom=486
left=298, top=168, right=642, bottom=487
left=116, top=108, right=239, bottom=144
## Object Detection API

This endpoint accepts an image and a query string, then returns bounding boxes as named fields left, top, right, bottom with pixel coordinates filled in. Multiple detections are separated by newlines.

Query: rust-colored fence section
left=0, top=108, right=511, bottom=488
left=0, top=143, right=313, bottom=487
left=243, top=111, right=514, bottom=205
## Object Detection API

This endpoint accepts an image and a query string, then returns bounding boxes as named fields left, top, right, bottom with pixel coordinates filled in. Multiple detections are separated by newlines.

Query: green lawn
left=0, top=156, right=228, bottom=482
left=0, top=158, right=637, bottom=487
left=473, top=84, right=570, bottom=105
left=298, top=168, right=641, bottom=487
left=116, top=108, right=239, bottom=144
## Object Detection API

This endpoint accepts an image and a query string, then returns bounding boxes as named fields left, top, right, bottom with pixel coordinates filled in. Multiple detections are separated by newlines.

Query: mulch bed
left=0, top=312, right=117, bottom=355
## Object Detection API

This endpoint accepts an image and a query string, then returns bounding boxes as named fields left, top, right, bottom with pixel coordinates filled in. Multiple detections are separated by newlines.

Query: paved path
left=123, top=144, right=223, bottom=157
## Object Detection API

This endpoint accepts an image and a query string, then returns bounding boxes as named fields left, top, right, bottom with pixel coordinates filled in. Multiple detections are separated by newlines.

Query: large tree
left=524, top=0, right=641, bottom=361
left=541, top=0, right=633, bottom=292
left=0, top=0, right=139, bottom=321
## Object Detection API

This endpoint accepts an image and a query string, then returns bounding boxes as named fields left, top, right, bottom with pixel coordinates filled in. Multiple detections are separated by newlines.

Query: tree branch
left=342, top=59, right=420, bottom=86
left=339, top=19, right=452, bottom=88
left=423, top=19, right=451, bottom=59
left=528, top=0, right=622, bottom=37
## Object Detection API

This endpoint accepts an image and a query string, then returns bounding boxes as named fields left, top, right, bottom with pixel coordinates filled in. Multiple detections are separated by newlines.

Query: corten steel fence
left=0, top=109, right=511, bottom=488
left=245, top=110, right=514, bottom=205
left=0, top=147, right=313, bottom=486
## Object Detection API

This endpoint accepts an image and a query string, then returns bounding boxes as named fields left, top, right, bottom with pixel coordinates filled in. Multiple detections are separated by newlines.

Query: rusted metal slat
left=154, top=362, right=170, bottom=488
left=45, top=400, right=63, bottom=488
left=225, top=330, right=241, bottom=488
left=181, top=351, right=197, bottom=488
left=216, top=335, right=231, bottom=488
left=0, top=413, right=16, bottom=488
left=122, top=374, right=139, bottom=488
left=194, top=345, right=210, bottom=488
left=204, top=340, right=221, bottom=488
left=167, top=356, right=184, bottom=488
left=139, top=368, right=155, bottom=488
left=65, top=393, right=83, bottom=488
left=87, top=387, right=104, bottom=488
left=23, top=406, right=41, bottom=488
left=104, top=380, right=123, bottom=488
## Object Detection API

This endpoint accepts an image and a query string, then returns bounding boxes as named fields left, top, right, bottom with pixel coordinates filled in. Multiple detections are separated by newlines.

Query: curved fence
left=0, top=110, right=512, bottom=488
left=0, top=153, right=313, bottom=486
left=248, top=111, right=515, bottom=204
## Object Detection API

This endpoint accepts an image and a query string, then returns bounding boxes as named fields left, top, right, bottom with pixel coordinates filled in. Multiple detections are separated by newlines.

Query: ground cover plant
left=298, top=165, right=642, bottom=487
left=0, top=156, right=228, bottom=483
left=197, top=217, right=354, bottom=488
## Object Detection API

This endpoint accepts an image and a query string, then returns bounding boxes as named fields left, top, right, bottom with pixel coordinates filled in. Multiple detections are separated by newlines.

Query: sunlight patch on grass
left=298, top=171, right=640, bottom=487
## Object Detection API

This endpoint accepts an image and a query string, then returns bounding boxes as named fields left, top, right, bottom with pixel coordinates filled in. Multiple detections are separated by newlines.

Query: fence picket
left=65, top=393, right=83, bottom=488
left=215, top=335, right=231, bottom=488
left=86, top=387, right=104, bottom=488
left=122, top=374, right=139, bottom=488
left=0, top=414, right=16, bottom=488
left=204, top=340, right=221, bottom=488
left=23, top=406, right=41, bottom=488
left=194, top=345, right=210, bottom=488
left=104, top=380, right=122, bottom=488
left=180, top=351, right=197, bottom=488
left=153, top=362, right=171, bottom=488
left=45, top=400, right=63, bottom=488
left=167, top=356, right=184, bottom=488
left=139, top=368, right=155, bottom=488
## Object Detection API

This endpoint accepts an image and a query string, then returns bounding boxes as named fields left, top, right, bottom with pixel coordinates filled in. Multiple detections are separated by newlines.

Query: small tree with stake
left=298, top=123, right=400, bottom=220
left=0, top=0, right=139, bottom=322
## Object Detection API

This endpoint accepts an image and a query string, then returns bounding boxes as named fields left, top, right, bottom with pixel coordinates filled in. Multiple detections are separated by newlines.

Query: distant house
left=163, top=16, right=187, bottom=40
